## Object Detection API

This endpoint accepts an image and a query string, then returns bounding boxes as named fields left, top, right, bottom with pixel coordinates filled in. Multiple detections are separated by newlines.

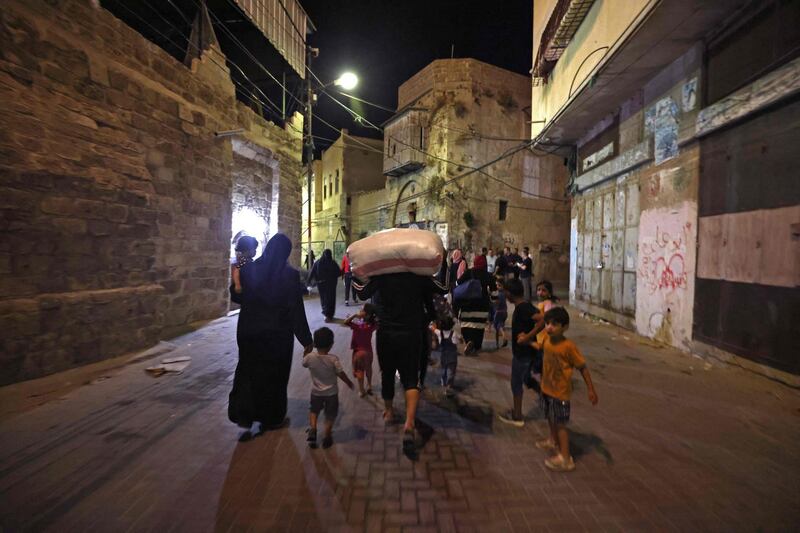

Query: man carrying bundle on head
left=350, top=229, right=448, bottom=454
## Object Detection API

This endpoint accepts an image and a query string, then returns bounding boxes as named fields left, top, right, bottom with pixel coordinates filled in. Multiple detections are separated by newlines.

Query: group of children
left=231, top=236, right=599, bottom=471
left=298, top=278, right=598, bottom=472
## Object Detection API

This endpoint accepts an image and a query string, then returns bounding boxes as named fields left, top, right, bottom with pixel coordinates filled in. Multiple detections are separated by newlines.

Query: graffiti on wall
left=638, top=222, right=692, bottom=294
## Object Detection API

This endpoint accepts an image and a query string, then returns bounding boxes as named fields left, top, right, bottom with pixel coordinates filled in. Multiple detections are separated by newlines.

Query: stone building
left=302, top=130, right=385, bottom=262
left=0, top=0, right=306, bottom=384
left=531, top=0, right=800, bottom=381
left=383, top=58, right=571, bottom=284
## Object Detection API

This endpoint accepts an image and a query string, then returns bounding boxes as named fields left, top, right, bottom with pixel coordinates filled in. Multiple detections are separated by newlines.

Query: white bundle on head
left=347, top=228, right=444, bottom=281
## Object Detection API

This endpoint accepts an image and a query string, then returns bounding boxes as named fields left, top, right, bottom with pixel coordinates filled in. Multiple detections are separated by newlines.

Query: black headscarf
left=313, top=249, right=341, bottom=280
left=241, top=233, right=294, bottom=305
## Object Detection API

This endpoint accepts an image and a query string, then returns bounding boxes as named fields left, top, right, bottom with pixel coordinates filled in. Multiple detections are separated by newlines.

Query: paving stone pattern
left=1, top=291, right=798, bottom=532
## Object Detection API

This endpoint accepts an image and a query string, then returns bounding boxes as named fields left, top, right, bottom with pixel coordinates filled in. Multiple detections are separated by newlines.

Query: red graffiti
left=653, top=253, right=687, bottom=292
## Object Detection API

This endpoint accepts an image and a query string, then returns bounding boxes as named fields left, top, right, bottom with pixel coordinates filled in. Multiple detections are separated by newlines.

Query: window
left=418, top=126, right=425, bottom=149
left=346, top=196, right=352, bottom=206
left=323, top=183, right=327, bottom=199
left=335, top=173, right=339, bottom=194
left=499, top=200, right=508, bottom=221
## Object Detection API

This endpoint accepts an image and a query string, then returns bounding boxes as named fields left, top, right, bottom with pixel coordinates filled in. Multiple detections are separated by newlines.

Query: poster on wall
left=682, top=78, right=697, bottom=111
left=654, top=96, right=679, bottom=165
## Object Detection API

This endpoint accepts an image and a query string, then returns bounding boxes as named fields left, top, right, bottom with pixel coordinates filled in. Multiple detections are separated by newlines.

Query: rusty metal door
left=575, top=178, right=638, bottom=316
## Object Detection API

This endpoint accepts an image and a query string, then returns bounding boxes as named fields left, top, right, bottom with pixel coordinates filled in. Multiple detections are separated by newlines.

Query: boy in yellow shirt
left=535, top=307, right=598, bottom=471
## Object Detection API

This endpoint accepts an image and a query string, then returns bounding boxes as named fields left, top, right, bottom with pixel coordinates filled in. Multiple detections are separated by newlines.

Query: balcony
left=383, top=108, right=427, bottom=176
left=532, top=0, right=597, bottom=86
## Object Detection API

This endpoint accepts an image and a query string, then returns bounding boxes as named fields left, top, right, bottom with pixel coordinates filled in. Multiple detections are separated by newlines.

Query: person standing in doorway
left=308, top=249, right=342, bottom=322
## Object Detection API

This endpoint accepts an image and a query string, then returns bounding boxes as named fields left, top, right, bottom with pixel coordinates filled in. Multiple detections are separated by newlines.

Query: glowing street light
left=334, top=72, right=358, bottom=91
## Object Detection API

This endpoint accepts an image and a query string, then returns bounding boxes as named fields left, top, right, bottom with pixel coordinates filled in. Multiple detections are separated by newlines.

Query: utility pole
left=304, top=46, right=315, bottom=252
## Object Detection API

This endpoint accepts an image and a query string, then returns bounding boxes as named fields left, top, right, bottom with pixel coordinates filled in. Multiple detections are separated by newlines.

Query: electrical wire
left=120, top=0, right=286, bottom=123
left=316, top=88, right=567, bottom=202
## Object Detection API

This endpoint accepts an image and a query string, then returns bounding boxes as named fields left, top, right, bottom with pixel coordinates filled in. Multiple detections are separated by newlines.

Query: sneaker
left=497, top=411, right=524, bottom=427
left=306, top=428, right=317, bottom=449
left=545, top=454, right=575, bottom=472
left=322, top=434, right=333, bottom=449
left=502, top=339, right=508, bottom=348
left=345, top=300, right=349, bottom=306
left=366, top=388, right=374, bottom=396
left=535, top=438, right=556, bottom=450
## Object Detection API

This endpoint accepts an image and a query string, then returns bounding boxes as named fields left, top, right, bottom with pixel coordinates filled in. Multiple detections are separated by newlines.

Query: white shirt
left=302, top=352, right=343, bottom=396
left=487, top=255, right=497, bottom=273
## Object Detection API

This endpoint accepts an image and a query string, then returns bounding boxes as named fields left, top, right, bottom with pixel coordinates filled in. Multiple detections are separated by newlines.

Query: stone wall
left=0, top=0, right=302, bottom=384
left=387, top=58, right=571, bottom=283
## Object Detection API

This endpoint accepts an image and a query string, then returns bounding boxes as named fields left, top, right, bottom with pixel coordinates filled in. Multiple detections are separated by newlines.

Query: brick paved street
left=1, top=290, right=798, bottom=532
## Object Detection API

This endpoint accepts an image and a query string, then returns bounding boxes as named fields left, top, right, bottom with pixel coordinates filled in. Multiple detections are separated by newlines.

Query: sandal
left=535, top=438, right=556, bottom=450
left=545, top=454, right=575, bottom=472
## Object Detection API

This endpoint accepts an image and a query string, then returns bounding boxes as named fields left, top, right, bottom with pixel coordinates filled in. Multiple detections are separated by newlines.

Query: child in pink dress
left=344, top=303, right=378, bottom=397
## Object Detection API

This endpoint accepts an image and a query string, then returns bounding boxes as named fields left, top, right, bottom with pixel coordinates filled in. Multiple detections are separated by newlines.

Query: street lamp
left=303, top=58, right=359, bottom=260
left=334, top=72, right=358, bottom=91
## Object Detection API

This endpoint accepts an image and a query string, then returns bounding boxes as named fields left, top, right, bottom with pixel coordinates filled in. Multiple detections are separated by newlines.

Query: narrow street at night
left=2, top=0, right=799, bottom=531
left=1, top=292, right=798, bottom=532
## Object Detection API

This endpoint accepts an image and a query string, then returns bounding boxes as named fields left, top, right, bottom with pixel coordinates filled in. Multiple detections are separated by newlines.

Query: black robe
left=229, top=260, right=312, bottom=428
left=308, top=257, right=341, bottom=318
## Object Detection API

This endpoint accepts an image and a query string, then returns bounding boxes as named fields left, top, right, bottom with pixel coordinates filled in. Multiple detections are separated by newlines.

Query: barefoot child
left=535, top=307, right=598, bottom=471
left=231, top=236, right=258, bottom=294
left=344, top=304, right=378, bottom=397
left=303, top=327, right=354, bottom=449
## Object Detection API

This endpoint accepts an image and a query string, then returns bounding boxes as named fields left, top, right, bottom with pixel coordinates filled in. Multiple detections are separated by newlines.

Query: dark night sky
left=102, top=0, right=532, bottom=151
left=300, top=0, right=533, bottom=146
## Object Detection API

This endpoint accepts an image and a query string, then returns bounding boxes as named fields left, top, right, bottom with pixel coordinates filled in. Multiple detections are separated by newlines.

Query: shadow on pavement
left=570, top=429, right=613, bottom=464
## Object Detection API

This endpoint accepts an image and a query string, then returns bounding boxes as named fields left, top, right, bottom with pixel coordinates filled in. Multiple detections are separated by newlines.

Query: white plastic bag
left=347, top=228, right=443, bottom=281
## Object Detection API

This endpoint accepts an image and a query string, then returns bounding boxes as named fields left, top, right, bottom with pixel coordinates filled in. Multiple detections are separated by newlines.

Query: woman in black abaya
left=308, top=248, right=341, bottom=322
left=229, top=233, right=313, bottom=440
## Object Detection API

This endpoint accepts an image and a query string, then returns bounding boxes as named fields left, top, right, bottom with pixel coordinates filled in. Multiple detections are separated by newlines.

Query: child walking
left=492, top=277, right=509, bottom=349
left=431, top=316, right=458, bottom=397
left=344, top=304, right=378, bottom=397
left=303, top=327, right=354, bottom=449
left=231, top=235, right=258, bottom=294
left=535, top=307, right=598, bottom=471
left=498, top=279, right=537, bottom=427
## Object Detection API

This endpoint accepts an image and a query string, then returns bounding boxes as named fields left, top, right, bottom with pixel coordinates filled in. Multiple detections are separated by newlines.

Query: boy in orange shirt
left=535, top=307, right=598, bottom=471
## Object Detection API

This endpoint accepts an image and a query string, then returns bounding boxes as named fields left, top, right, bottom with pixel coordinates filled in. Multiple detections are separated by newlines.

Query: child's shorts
left=352, top=350, right=373, bottom=379
left=493, top=311, right=508, bottom=331
left=540, top=393, right=570, bottom=424
left=309, top=394, right=339, bottom=419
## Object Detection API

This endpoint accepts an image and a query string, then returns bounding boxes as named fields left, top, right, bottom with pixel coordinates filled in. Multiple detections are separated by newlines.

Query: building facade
left=531, top=0, right=800, bottom=381
left=384, top=58, right=571, bottom=284
left=302, top=130, right=385, bottom=262
left=0, top=0, right=304, bottom=384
